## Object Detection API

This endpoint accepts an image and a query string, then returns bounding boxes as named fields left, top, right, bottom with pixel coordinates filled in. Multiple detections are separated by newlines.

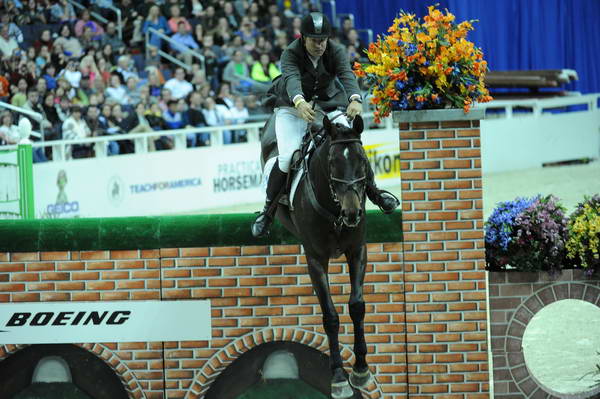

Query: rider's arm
left=280, top=43, right=305, bottom=105
left=331, top=42, right=362, bottom=103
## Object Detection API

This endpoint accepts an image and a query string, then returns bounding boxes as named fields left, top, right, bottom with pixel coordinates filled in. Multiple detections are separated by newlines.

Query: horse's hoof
left=331, top=380, right=354, bottom=399
left=349, top=368, right=372, bottom=389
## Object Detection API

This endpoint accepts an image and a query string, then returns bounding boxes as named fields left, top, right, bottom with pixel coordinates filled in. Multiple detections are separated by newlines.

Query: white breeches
left=274, top=107, right=350, bottom=173
left=275, top=107, right=307, bottom=173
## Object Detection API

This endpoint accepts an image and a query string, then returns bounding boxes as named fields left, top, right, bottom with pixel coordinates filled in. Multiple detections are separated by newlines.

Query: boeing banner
left=0, top=300, right=211, bottom=344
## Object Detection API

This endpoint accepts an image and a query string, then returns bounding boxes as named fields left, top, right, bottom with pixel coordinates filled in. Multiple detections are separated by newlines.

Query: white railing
left=145, top=27, right=205, bottom=72
left=475, top=93, right=600, bottom=118
left=0, top=122, right=265, bottom=162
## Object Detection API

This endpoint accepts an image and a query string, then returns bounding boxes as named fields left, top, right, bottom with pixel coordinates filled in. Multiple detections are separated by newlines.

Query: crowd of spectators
left=0, top=0, right=367, bottom=161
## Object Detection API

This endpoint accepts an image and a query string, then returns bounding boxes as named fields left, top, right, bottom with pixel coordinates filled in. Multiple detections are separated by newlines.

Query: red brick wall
left=399, top=119, right=489, bottom=398
left=0, top=244, right=400, bottom=398
left=0, top=117, right=490, bottom=399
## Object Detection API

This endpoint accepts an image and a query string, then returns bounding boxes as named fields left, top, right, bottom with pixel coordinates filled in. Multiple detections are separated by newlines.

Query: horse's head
left=324, top=114, right=367, bottom=228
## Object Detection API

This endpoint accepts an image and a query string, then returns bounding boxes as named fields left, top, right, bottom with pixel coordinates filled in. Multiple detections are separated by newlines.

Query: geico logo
left=6, top=311, right=131, bottom=327
left=47, top=201, right=80, bottom=214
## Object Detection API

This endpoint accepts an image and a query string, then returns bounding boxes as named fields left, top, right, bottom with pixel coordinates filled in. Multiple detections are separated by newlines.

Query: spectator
left=90, top=0, right=116, bottom=20
left=343, top=29, right=367, bottom=56
left=251, top=35, right=273, bottom=59
left=105, top=73, right=130, bottom=105
left=215, top=82, right=234, bottom=109
left=59, top=59, right=82, bottom=89
left=96, top=57, right=112, bottom=85
left=35, top=78, right=47, bottom=97
left=264, top=14, right=286, bottom=43
left=101, top=43, right=118, bottom=66
left=158, top=88, right=172, bottom=112
left=125, top=76, right=142, bottom=105
left=85, top=105, right=103, bottom=138
left=214, top=17, right=234, bottom=47
left=163, top=99, right=186, bottom=130
left=75, top=75, right=93, bottom=106
left=50, top=43, right=68, bottom=71
left=101, top=22, right=125, bottom=54
left=288, top=16, right=302, bottom=40
left=167, top=4, right=192, bottom=34
left=11, top=78, right=28, bottom=107
left=74, top=9, right=105, bottom=39
left=337, top=17, right=354, bottom=43
left=49, top=0, right=77, bottom=24
left=189, top=0, right=204, bottom=21
left=115, top=55, right=138, bottom=82
left=190, top=69, right=209, bottom=91
left=110, top=103, right=135, bottom=153
left=272, top=32, right=289, bottom=60
left=80, top=27, right=101, bottom=51
left=193, top=23, right=204, bottom=45
left=98, top=103, right=119, bottom=155
left=62, top=106, right=93, bottom=159
left=250, top=53, right=281, bottom=84
left=80, top=53, right=100, bottom=83
left=169, top=21, right=200, bottom=64
left=201, top=5, right=219, bottom=33
left=221, top=1, right=241, bottom=29
left=0, top=25, right=19, bottom=61
left=245, top=2, right=262, bottom=28
left=143, top=5, right=169, bottom=49
left=0, top=71, right=10, bottom=101
left=235, top=16, right=259, bottom=48
left=35, top=46, right=52, bottom=70
left=33, top=30, right=53, bottom=53
left=0, top=111, right=19, bottom=145
left=54, top=25, right=83, bottom=59
left=164, top=67, right=194, bottom=100
left=129, top=102, right=153, bottom=133
left=187, top=91, right=209, bottom=146
left=42, top=64, right=58, bottom=91
left=42, top=93, right=62, bottom=141
left=1, top=13, right=23, bottom=44
left=227, top=95, right=249, bottom=142
left=223, top=50, right=269, bottom=95
left=202, top=96, right=231, bottom=144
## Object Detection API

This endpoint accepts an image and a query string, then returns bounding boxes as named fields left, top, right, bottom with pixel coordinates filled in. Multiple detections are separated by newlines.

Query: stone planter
left=488, top=269, right=600, bottom=399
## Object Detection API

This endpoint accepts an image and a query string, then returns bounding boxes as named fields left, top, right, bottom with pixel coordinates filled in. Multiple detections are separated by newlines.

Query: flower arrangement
left=566, top=195, right=600, bottom=274
left=353, top=5, right=493, bottom=123
left=485, top=195, right=569, bottom=272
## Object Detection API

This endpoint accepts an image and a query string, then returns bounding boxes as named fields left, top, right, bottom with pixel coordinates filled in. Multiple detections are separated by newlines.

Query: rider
left=251, top=12, right=399, bottom=237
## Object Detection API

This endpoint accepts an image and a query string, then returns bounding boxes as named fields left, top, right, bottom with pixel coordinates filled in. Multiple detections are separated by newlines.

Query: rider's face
left=304, top=37, right=328, bottom=58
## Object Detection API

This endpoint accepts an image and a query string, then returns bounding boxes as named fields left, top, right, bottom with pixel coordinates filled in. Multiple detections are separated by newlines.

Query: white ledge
left=392, top=108, right=485, bottom=123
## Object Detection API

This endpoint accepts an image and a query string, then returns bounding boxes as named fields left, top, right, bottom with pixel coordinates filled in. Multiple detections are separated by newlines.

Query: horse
left=260, top=110, right=372, bottom=399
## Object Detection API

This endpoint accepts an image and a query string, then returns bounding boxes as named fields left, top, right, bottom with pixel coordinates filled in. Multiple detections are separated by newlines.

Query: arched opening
left=0, top=344, right=129, bottom=399
left=205, top=341, right=362, bottom=399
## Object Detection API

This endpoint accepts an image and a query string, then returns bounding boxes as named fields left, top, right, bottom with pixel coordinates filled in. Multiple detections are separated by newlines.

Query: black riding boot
left=366, top=164, right=399, bottom=214
left=251, top=162, right=288, bottom=237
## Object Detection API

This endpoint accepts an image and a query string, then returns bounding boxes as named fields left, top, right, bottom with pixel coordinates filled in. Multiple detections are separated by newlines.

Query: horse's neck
left=309, top=139, right=336, bottom=207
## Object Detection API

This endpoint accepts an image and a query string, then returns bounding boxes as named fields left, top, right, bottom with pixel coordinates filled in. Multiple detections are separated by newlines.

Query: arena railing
left=145, top=27, right=205, bottom=72
left=474, top=93, right=600, bottom=118
left=67, top=0, right=123, bottom=40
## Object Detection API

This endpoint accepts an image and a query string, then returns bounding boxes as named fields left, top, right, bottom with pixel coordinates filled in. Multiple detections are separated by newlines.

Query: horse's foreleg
left=346, top=244, right=372, bottom=389
left=306, top=254, right=353, bottom=399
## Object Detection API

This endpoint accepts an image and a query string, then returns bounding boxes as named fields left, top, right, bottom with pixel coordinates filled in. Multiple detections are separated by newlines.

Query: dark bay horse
left=261, top=112, right=372, bottom=398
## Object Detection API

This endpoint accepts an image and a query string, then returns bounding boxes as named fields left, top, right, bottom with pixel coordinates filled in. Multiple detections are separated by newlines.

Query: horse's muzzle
left=341, top=208, right=363, bottom=228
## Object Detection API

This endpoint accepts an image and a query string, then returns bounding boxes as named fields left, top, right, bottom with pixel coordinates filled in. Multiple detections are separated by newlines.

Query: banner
left=0, top=300, right=211, bottom=344
left=32, top=128, right=400, bottom=218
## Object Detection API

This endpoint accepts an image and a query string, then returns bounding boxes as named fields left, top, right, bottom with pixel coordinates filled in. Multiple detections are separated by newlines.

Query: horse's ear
left=352, top=115, right=364, bottom=135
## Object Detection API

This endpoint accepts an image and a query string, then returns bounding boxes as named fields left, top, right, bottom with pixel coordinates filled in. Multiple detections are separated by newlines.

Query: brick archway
left=0, top=343, right=146, bottom=399
left=186, top=327, right=384, bottom=399
left=504, top=282, right=600, bottom=398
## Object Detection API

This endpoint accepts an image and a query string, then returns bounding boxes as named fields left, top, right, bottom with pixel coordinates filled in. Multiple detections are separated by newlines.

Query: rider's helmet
left=300, top=12, right=332, bottom=39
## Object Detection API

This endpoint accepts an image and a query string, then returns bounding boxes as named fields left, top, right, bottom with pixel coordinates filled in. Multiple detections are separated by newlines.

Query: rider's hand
left=296, top=100, right=315, bottom=123
left=346, top=100, right=363, bottom=119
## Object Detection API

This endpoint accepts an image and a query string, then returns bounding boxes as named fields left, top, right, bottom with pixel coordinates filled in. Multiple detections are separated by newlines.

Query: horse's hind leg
left=346, top=244, right=373, bottom=389
left=305, top=254, right=353, bottom=399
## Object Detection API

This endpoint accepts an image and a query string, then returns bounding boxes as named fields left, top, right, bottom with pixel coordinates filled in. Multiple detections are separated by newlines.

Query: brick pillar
left=396, top=110, right=489, bottom=398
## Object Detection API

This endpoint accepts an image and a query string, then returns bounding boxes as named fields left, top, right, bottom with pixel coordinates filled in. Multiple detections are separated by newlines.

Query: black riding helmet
left=301, top=12, right=332, bottom=39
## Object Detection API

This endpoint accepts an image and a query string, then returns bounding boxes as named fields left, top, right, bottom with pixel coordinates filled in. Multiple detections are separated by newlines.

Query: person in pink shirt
left=74, top=10, right=105, bottom=39
left=167, top=4, right=191, bottom=34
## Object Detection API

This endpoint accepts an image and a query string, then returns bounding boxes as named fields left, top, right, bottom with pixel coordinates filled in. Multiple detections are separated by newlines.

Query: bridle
left=327, top=137, right=367, bottom=206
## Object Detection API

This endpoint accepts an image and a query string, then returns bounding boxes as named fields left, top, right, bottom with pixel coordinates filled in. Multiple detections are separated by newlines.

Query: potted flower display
left=566, top=195, right=600, bottom=276
left=484, top=195, right=569, bottom=272
left=353, top=5, right=493, bottom=123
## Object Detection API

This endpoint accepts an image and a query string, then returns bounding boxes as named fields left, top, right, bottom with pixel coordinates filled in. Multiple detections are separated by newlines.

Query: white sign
left=32, top=128, right=400, bottom=218
left=0, top=300, right=211, bottom=344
